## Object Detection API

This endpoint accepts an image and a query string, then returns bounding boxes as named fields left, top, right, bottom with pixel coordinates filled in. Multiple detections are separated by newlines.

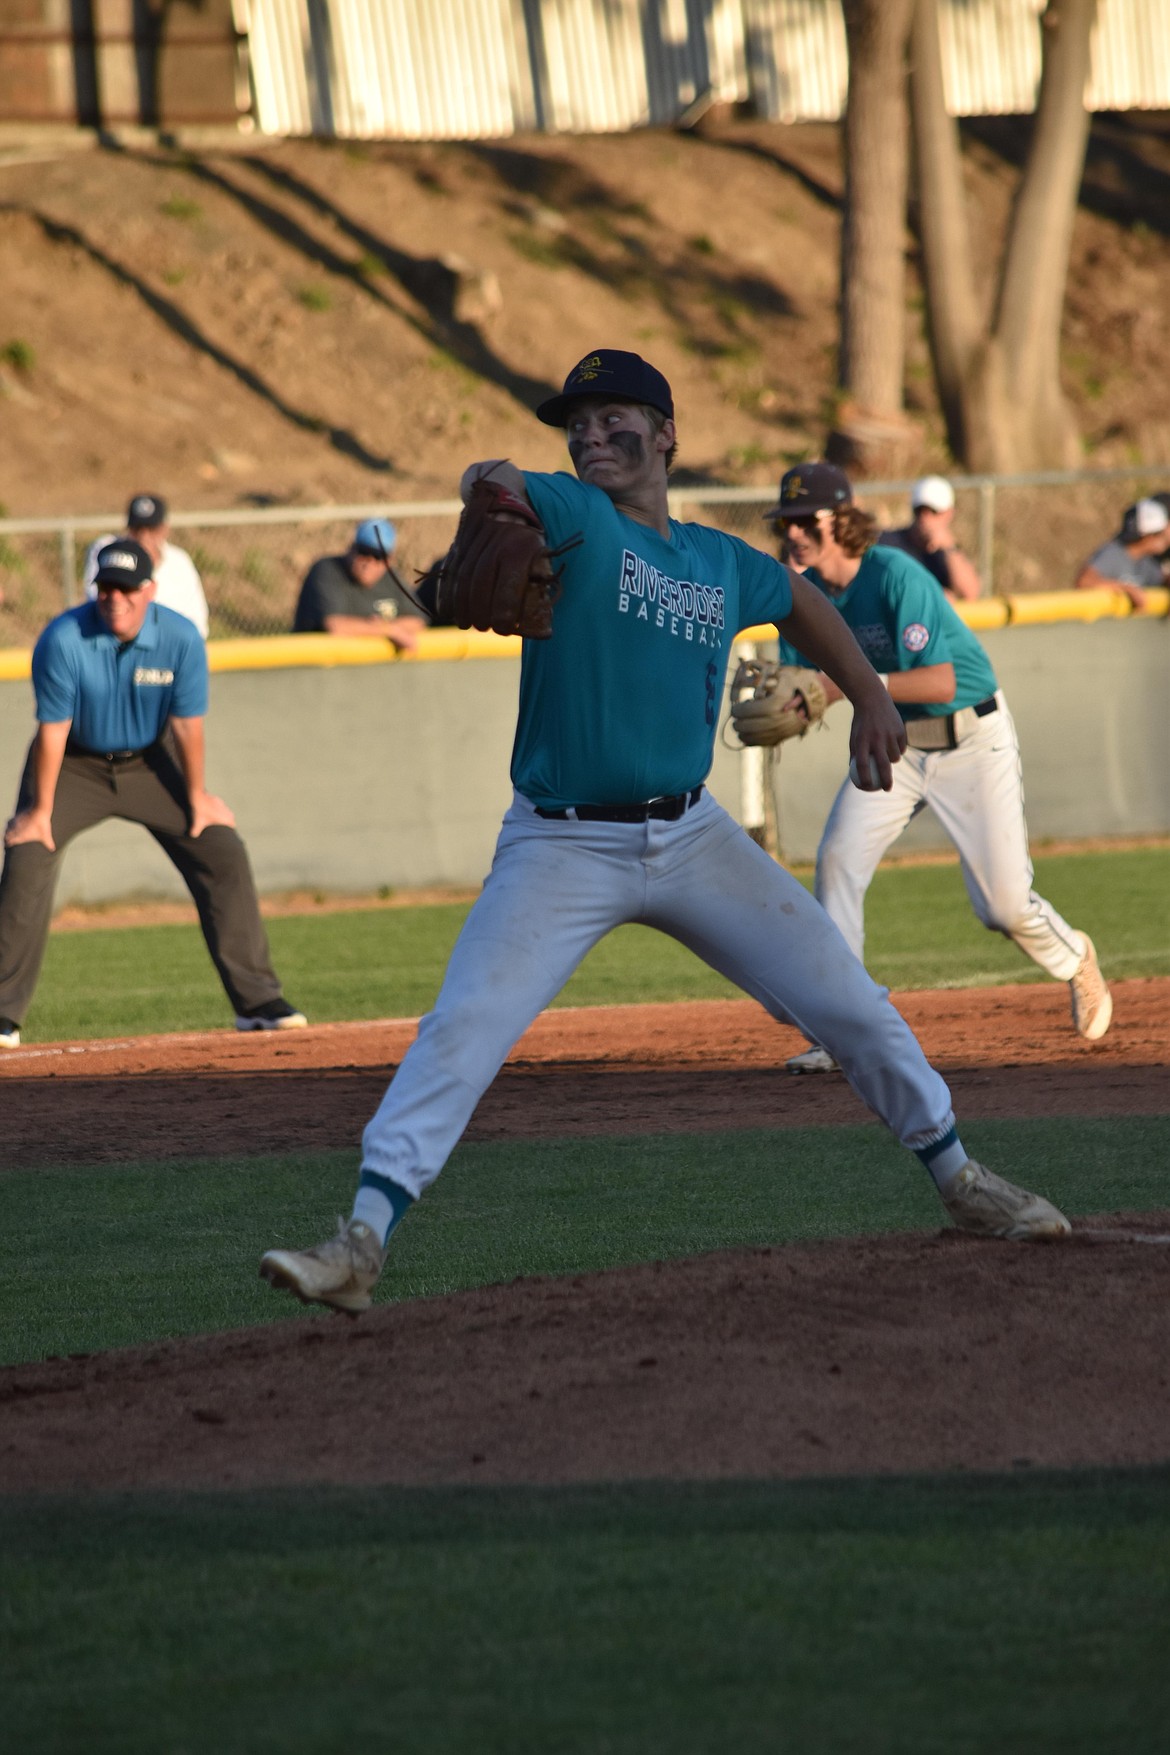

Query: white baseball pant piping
left=814, top=693, right=1084, bottom=979
left=361, top=789, right=956, bottom=1201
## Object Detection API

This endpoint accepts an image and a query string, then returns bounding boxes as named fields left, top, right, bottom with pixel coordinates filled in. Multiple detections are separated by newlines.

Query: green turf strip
left=3, top=1470, right=1169, bottom=1753
left=19, top=845, right=1169, bottom=1042
left=2, top=1116, right=1164, bottom=1365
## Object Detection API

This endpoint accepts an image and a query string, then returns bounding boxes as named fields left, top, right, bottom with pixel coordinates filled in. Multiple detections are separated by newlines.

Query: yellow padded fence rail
left=0, top=587, right=1165, bottom=683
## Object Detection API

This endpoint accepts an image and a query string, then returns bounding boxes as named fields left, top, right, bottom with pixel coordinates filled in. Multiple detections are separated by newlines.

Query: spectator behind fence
left=878, top=476, right=981, bottom=603
left=83, top=493, right=209, bottom=639
left=1074, top=499, right=1170, bottom=611
left=0, top=540, right=305, bottom=1050
left=293, top=519, right=428, bottom=651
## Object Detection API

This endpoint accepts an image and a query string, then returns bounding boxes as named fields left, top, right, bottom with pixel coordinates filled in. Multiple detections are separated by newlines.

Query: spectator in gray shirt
left=1074, top=499, right=1170, bottom=611
left=293, top=519, right=427, bottom=649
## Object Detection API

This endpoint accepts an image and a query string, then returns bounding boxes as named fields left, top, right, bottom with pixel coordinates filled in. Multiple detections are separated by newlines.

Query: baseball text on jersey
left=618, top=549, right=725, bottom=642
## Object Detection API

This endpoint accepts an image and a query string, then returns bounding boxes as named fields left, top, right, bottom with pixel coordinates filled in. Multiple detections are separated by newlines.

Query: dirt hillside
left=1, top=111, right=1169, bottom=522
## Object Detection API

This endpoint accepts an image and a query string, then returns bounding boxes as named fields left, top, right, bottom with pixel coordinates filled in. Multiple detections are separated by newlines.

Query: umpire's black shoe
left=0, top=1017, right=20, bottom=1048
left=234, top=998, right=308, bottom=1032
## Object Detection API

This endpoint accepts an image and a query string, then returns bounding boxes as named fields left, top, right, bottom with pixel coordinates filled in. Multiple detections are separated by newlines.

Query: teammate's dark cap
left=126, top=493, right=167, bottom=528
left=763, top=462, right=853, bottom=521
left=93, top=539, right=154, bottom=589
left=535, top=350, right=674, bottom=427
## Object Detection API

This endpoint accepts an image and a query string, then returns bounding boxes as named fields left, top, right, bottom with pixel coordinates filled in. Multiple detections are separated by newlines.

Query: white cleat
left=1069, top=933, right=1112, bottom=1041
left=786, top=1045, right=839, bottom=1074
left=943, top=1160, right=1071, bottom=1241
left=0, top=1018, right=20, bottom=1049
left=260, top=1218, right=385, bottom=1314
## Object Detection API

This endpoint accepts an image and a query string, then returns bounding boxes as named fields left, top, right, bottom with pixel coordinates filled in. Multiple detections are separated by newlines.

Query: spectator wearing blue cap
left=292, top=519, right=427, bottom=649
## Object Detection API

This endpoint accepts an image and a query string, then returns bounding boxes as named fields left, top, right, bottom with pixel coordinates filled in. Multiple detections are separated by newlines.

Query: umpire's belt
left=903, top=696, right=997, bottom=752
left=536, top=787, right=704, bottom=823
left=66, top=738, right=156, bottom=764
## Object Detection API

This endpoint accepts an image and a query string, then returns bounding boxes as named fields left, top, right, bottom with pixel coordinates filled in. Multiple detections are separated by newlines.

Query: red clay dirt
left=1, top=980, right=1168, bottom=1495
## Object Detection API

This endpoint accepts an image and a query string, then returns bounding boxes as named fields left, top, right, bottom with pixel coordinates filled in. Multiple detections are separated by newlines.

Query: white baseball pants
left=815, top=693, right=1083, bottom=979
left=360, top=789, right=956, bottom=1200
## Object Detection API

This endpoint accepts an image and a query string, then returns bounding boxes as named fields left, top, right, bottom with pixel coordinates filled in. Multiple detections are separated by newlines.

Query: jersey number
left=705, top=662, right=717, bottom=727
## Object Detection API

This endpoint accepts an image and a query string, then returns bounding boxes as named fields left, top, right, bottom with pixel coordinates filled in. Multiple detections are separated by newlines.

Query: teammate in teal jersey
left=260, top=352, right=1071, bottom=1315
left=759, top=462, right=1112, bottom=1074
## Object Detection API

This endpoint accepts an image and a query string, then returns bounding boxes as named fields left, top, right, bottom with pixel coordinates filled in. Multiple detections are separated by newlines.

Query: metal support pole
left=978, top=480, right=995, bottom=597
left=737, top=640, right=768, bottom=845
left=60, top=526, right=77, bottom=607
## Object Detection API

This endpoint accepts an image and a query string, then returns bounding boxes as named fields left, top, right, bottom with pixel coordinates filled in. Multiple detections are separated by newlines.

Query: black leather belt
left=67, top=740, right=152, bottom=764
left=536, top=786, right=703, bottom=823
left=972, top=696, right=998, bottom=718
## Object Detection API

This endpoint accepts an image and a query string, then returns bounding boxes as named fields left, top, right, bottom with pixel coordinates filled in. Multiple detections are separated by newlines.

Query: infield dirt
left=2, top=980, right=1168, bottom=1495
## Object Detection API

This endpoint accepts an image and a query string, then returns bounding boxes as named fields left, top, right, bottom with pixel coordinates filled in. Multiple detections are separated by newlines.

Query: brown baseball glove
left=419, top=472, right=565, bottom=639
left=728, top=658, right=829, bottom=747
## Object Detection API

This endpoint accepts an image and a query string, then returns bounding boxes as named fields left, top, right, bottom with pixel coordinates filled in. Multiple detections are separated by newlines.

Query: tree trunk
left=908, top=0, right=980, bottom=462
left=829, top=0, right=918, bottom=473
left=984, top=0, right=1098, bottom=469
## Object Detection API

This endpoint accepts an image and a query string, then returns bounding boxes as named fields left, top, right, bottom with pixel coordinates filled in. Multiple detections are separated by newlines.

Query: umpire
left=0, top=540, right=305, bottom=1048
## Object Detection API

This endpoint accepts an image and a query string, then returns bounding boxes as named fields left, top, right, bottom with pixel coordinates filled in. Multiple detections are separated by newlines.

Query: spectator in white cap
left=292, top=518, right=427, bottom=649
left=1074, top=498, right=1170, bottom=612
left=83, top=493, right=210, bottom=639
left=878, top=475, right=981, bottom=603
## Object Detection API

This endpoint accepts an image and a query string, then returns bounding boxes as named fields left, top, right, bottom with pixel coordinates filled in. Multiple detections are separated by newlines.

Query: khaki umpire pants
left=0, top=740, right=284, bottom=1026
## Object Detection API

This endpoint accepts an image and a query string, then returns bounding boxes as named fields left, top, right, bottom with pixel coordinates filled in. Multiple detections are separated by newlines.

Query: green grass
left=158, top=194, right=202, bottom=222
left=4, top=846, right=1167, bottom=1750
left=3, top=1471, right=1169, bottom=1753
left=20, top=846, right=1169, bottom=1044
left=2, top=1116, right=1164, bottom=1365
left=1, top=337, right=36, bottom=370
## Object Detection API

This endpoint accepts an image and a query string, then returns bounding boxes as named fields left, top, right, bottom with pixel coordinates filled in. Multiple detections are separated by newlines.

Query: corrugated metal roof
left=239, top=0, right=1170, bottom=140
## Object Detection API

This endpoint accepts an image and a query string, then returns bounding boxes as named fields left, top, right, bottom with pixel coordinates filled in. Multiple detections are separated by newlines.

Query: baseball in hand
left=849, top=754, right=883, bottom=791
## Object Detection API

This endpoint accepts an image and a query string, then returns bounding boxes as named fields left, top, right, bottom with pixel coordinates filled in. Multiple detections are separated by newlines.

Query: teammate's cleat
left=786, top=1045, right=838, bottom=1074
left=260, top=1218, right=385, bottom=1314
left=1069, top=934, right=1112, bottom=1041
left=942, top=1160, right=1071, bottom=1241
left=0, top=1017, right=20, bottom=1048
left=235, top=998, right=308, bottom=1032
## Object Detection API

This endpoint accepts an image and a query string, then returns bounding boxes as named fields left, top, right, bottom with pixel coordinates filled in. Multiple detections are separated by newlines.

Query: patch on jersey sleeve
left=902, top=622, right=930, bottom=653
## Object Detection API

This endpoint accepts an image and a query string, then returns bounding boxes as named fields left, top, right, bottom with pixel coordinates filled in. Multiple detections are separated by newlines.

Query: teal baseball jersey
left=779, top=544, right=997, bottom=720
left=519, top=472, right=793, bottom=807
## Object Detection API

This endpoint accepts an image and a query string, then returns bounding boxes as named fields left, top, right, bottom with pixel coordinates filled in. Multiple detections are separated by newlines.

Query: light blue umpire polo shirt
left=32, top=601, right=209, bottom=753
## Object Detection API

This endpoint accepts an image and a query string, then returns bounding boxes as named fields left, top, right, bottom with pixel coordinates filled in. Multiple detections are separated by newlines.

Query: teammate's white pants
left=815, top=693, right=1083, bottom=979
left=361, top=789, right=956, bottom=1201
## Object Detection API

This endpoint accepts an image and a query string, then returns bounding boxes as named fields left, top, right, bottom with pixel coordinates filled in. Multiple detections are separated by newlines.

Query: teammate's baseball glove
left=419, top=472, right=563, bottom=638
left=728, top=658, right=829, bottom=747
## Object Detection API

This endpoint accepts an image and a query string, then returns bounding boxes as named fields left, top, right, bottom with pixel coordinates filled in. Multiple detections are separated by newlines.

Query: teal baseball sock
left=352, top=1171, right=415, bottom=1247
left=916, top=1128, right=968, bottom=1193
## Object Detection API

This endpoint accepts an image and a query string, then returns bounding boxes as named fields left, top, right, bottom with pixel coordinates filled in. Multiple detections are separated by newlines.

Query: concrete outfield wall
left=0, top=618, right=1165, bottom=909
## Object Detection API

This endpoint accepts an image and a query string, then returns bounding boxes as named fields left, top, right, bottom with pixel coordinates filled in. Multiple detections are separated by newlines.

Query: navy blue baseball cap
left=764, top=462, right=853, bottom=521
left=126, top=493, right=167, bottom=528
left=93, top=539, right=154, bottom=589
left=536, top=350, right=674, bottom=427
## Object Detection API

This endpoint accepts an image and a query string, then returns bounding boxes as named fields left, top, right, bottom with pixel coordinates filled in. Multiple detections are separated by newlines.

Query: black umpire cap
left=536, top=350, right=674, bottom=427
left=93, top=539, right=154, bottom=589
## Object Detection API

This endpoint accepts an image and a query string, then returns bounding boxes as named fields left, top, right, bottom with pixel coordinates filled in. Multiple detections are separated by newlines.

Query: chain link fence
left=1, top=467, right=1167, bottom=649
